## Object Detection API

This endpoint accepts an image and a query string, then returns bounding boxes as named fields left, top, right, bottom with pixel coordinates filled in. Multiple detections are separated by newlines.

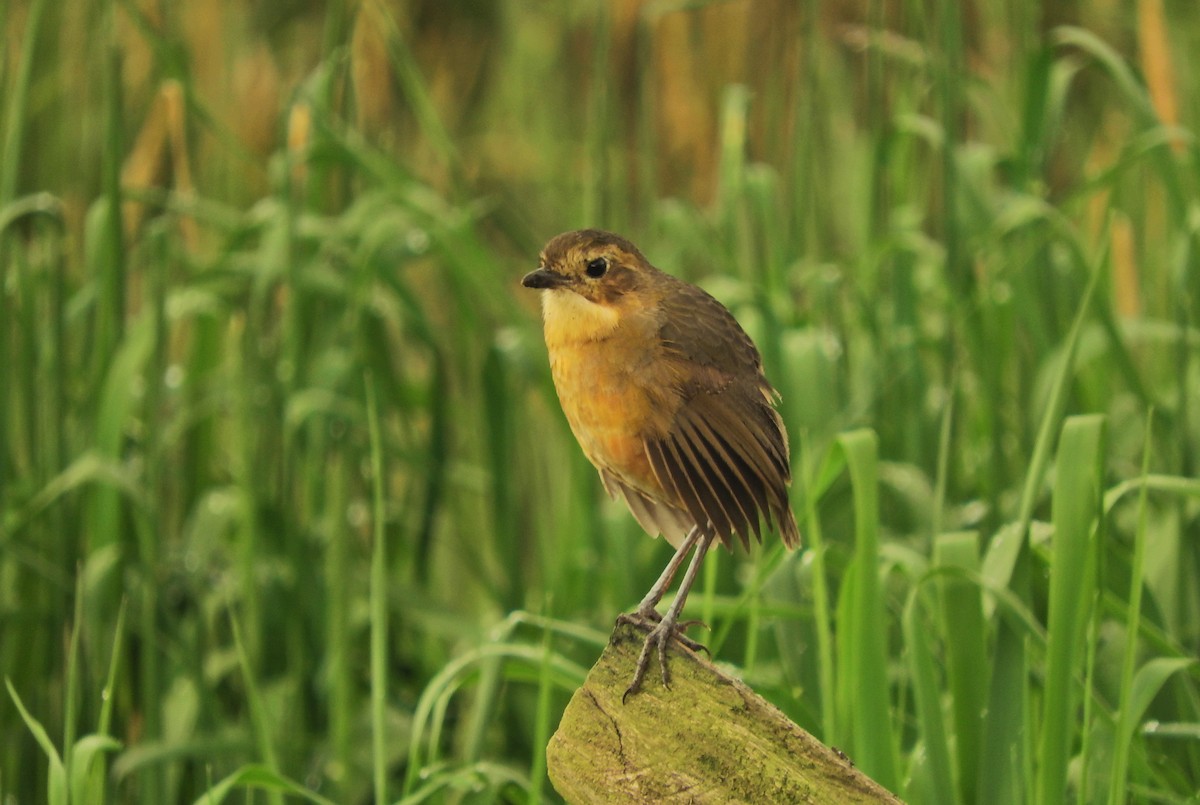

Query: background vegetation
left=2, top=0, right=1199, bottom=803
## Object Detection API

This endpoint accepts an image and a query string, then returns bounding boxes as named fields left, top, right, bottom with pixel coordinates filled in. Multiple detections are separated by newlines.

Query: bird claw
left=618, top=611, right=709, bottom=653
left=675, top=619, right=712, bottom=654
left=616, top=608, right=661, bottom=628
left=619, top=612, right=709, bottom=702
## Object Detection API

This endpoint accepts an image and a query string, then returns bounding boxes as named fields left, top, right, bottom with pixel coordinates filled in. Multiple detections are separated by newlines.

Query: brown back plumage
left=647, top=275, right=798, bottom=550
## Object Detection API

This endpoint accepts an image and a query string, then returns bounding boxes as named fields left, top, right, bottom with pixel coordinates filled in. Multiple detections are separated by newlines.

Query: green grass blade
left=835, top=429, right=898, bottom=790
left=930, top=387, right=955, bottom=545
left=989, top=262, right=1100, bottom=592
left=1107, top=412, right=1155, bottom=804
left=801, top=435, right=837, bottom=743
left=482, top=339, right=519, bottom=609
left=95, top=16, right=126, bottom=374
left=528, top=615, right=556, bottom=805
left=935, top=532, right=986, bottom=801
left=1051, top=26, right=1186, bottom=214
left=936, top=0, right=967, bottom=301
left=366, top=372, right=389, bottom=805
left=978, top=242, right=1101, bottom=805
left=323, top=450, right=352, bottom=798
left=1036, top=414, right=1106, bottom=805
left=374, top=5, right=459, bottom=178
left=986, top=350, right=1097, bottom=597
left=0, top=0, right=45, bottom=206
left=404, top=642, right=588, bottom=796
left=1128, top=658, right=1199, bottom=733
left=5, top=678, right=67, bottom=805
left=97, top=596, right=126, bottom=736
left=977, top=547, right=1032, bottom=805
left=191, top=764, right=339, bottom=805
left=85, top=317, right=154, bottom=556
left=69, top=734, right=121, bottom=805
left=904, top=587, right=958, bottom=805
left=86, top=596, right=126, bottom=799
left=229, top=615, right=282, bottom=805
left=63, top=570, right=84, bottom=777
left=1103, top=474, right=1200, bottom=514
left=582, top=2, right=612, bottom=225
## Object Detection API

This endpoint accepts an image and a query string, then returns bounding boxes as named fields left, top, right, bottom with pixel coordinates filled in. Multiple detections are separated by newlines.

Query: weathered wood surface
left=547, top=623, right=903, bottom=804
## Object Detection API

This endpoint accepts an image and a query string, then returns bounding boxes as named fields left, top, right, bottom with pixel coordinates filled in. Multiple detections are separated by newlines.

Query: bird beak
left=522, top=267, right=568, bottom=289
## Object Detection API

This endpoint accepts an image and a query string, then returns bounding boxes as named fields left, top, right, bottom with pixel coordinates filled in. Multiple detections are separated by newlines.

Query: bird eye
left=585, top=257, right=608, bottom=278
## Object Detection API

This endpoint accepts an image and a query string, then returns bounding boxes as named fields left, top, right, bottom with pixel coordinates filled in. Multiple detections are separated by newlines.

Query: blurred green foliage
left=2, top=0, right=1199, bottom=803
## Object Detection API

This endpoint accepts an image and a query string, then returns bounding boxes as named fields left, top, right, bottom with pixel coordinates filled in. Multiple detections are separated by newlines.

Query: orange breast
left=548, top=341, right=666, bottom=500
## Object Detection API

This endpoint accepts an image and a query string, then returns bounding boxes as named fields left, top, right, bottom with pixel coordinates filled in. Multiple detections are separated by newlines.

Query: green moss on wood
left=547, top=623, right=904, bottom=804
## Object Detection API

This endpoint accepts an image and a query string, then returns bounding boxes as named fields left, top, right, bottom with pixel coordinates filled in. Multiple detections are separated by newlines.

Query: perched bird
left=522, top=229, right=800, bottom=698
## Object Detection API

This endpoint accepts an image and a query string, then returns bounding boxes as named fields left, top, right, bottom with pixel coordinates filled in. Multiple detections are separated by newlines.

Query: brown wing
left=644, top=278, right=800, bottom=551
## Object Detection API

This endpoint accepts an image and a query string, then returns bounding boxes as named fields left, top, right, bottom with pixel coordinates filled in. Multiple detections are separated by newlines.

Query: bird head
left=522, top=229, right=650, bottom=306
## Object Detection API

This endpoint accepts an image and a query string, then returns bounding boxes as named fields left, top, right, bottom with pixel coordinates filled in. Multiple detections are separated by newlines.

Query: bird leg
left=621, top=530, right=716, bottom=700
left=616, top=526, right=709, bottom=642
left=626, top=525, right=701, bottom=621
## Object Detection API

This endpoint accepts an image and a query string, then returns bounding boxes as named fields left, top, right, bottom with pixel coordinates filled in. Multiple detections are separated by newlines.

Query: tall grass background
left=2, top=0, right=1199, bottom=803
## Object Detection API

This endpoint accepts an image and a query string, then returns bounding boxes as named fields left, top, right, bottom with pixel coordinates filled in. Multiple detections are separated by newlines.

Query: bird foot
left=616, top=610, right=709, bottom=653
left=616, top=611, right=710, bottom=702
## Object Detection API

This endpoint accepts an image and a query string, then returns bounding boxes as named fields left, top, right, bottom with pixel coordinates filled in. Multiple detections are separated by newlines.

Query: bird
left=522, top=228, right=800, bottom=698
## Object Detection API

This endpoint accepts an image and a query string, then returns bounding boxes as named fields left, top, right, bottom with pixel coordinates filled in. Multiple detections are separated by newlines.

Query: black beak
left=521, top=268, right=568, bottom=289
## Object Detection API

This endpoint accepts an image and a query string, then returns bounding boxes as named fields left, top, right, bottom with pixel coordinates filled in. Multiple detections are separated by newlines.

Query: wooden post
left=547, top=623, right=903, bottom=804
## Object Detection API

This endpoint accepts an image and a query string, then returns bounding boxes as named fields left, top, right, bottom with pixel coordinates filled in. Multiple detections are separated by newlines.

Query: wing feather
left=659, top=435, right=721, bottom=539
left=684, top=410, right=766, bottom=542
left=648, top=389, right=799, bottom=550
left=671, top=422, right=747, bottom=546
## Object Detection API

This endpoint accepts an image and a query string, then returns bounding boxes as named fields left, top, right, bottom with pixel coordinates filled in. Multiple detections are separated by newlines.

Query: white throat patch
left=540, top=289, right=620, bottom=346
